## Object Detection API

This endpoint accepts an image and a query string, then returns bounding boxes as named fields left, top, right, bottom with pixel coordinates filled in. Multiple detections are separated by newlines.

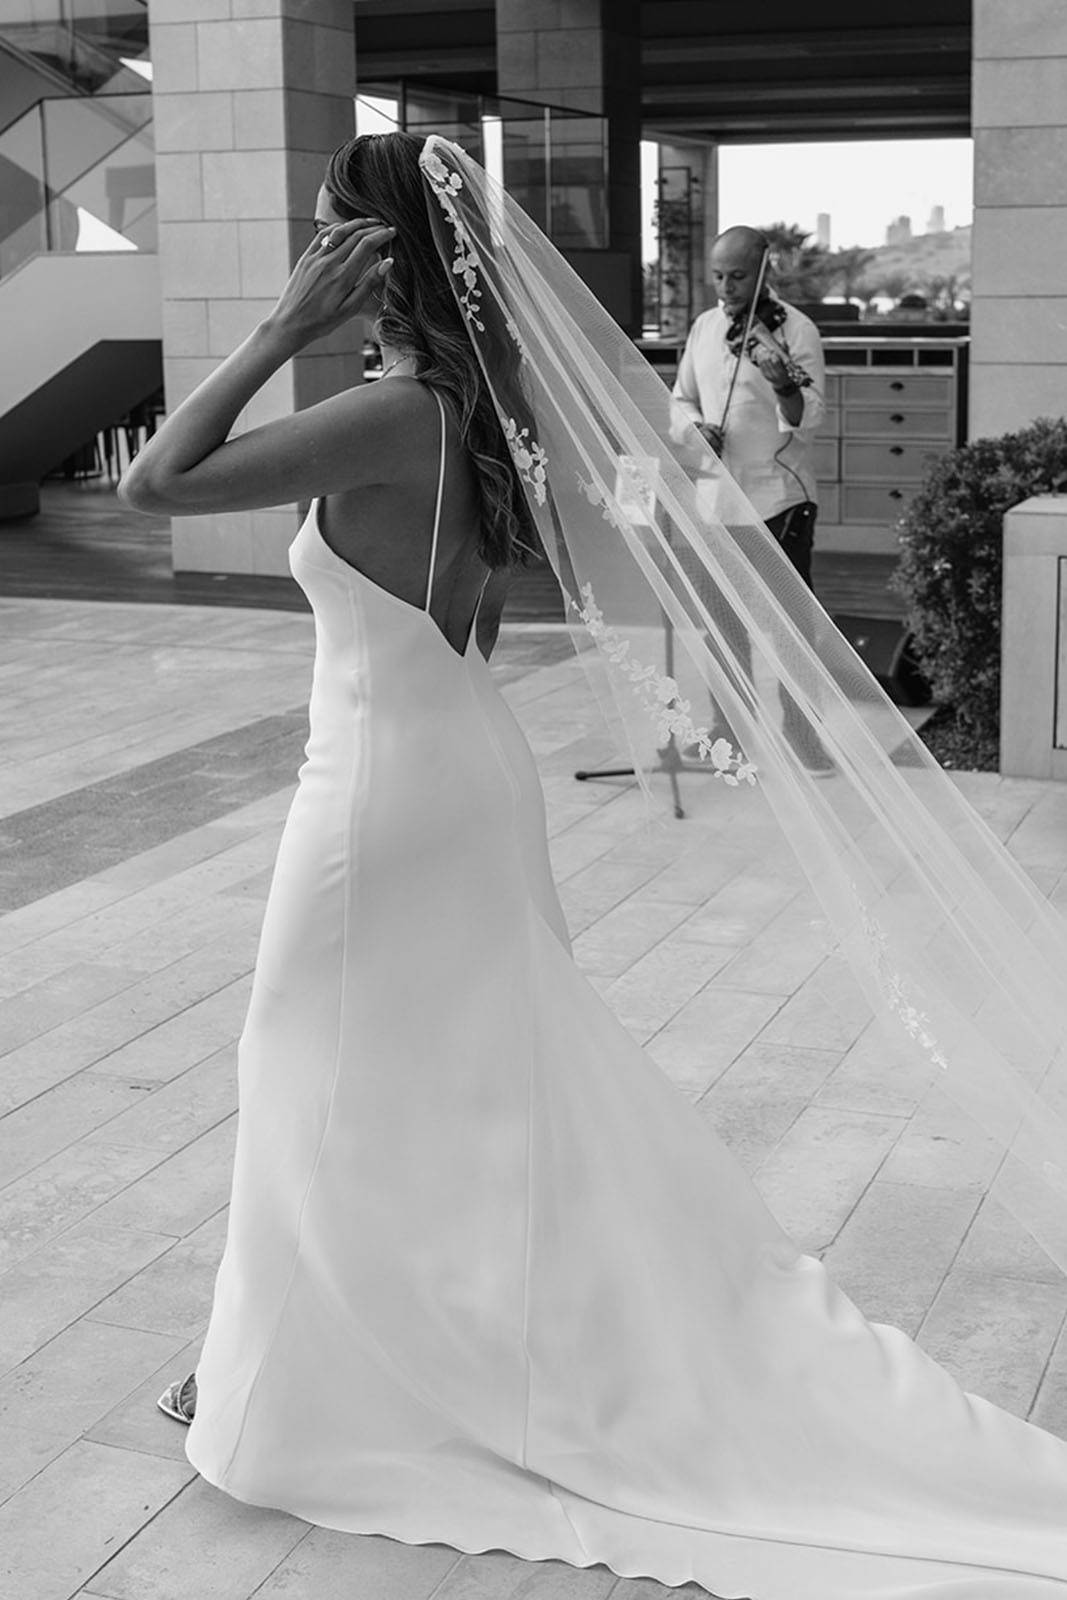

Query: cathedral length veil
left=418, top=134, right=1067, bottom=1280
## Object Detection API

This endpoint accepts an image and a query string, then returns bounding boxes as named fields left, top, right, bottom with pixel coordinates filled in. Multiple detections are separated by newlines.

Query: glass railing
left=357, top=85, right=610, bottom=250
left=0, top=2, right=149, bottom=99
left=0, top=92, right=155, bottom=280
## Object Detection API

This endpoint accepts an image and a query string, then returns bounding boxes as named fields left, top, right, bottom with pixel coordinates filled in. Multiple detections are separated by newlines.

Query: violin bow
left=717, top=245, right=771, bottom=436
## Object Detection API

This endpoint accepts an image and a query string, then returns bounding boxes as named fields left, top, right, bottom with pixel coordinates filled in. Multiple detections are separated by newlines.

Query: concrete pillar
left=1000, top=498, right=1067, bottom=779
left=147, top=0, right=357, bottom=576
left=970, top=0, right=1067, bottom=439
left=495, top=0, right=642, bottom=333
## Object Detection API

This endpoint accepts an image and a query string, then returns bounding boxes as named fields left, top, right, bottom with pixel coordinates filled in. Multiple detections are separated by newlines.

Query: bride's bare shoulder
left=343, top=375, right=460, bottom=462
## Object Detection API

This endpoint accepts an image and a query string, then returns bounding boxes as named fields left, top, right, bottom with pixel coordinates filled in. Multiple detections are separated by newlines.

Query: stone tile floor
left=2, top=595, right=1066, bottom=1600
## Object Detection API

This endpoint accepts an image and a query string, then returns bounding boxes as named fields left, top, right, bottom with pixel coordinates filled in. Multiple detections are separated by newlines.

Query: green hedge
left=892, top=417, right=1067, bottom=759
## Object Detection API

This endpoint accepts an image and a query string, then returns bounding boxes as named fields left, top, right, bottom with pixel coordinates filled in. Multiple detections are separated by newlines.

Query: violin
left=724, top=293, right=812, bottom=391
left=714, top=248, right=812, bottom=437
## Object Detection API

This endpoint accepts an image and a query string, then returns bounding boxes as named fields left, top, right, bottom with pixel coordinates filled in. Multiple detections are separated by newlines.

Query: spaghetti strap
left=425, top=389, right=447, bottom=613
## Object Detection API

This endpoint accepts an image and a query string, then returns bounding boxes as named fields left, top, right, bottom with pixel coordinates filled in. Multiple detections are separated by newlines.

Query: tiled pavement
left=2, top=595, right=1067, bottom=1600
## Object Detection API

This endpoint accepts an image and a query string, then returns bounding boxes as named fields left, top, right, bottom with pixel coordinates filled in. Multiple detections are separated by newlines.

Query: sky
left=714, top=138, right=974, bottom=251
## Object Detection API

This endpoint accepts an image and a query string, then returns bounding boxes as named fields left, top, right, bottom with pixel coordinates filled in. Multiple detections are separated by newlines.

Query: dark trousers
left=767, top=499, right=816, bottom=589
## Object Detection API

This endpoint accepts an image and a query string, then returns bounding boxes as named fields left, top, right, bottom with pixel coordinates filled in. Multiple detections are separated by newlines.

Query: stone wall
left=148, top=0, right=357, bottom=575
left=970, top=0, right=1067, bottom=439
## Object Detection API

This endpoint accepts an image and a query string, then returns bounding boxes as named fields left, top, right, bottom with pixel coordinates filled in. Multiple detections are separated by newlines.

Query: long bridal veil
left=417, top=133, right=1067, bottom=1284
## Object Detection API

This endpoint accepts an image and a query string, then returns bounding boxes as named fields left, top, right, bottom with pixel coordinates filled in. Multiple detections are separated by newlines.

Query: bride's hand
left=265, top=218, right=396, bottom=350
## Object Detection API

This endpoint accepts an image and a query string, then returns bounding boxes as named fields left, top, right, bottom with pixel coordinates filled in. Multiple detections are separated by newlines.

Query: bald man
left=673, top=226, right=826, bottom=580
left=672, top=227, right=830, bottom=769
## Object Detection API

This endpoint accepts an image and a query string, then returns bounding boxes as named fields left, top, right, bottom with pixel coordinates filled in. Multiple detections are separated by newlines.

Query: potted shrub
left=892, top=416, right=1067, bottom=770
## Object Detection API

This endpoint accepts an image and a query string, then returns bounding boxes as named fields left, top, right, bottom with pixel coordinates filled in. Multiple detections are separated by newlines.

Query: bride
left=120, top=131, right=1067, bottom=1598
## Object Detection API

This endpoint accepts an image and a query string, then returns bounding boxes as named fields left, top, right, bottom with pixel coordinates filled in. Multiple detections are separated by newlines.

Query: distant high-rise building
left=886, top=214, right=913, bottom=246
left=926, top=204, right=946, bottom=234
left=816, top=211, right=831, bottom=249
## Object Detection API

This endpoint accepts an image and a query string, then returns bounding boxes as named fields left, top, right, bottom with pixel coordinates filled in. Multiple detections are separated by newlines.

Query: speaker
left=831, top=614, right=933, bottom=708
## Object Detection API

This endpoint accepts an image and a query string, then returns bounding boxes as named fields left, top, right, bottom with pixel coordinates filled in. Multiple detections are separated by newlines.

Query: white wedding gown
left=187, top=391, right=1067, bottom=1598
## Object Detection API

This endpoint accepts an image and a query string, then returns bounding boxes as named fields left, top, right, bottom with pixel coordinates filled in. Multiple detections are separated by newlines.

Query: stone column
left=148, top=0, right=357, bottom=576
left=970, top=0, right=1067, bottom=438
left=1000, top=498, right=1067, bottom=779
left=495, top=0, right=642, bottom=333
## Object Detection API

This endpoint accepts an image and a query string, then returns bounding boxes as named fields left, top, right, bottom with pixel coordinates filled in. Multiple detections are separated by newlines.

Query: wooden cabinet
left=842, top=441, right=947, bottom=480
left=637, top=331, right=968, bottom=554
left=839, top=372, right=954, bottom=408
left=817, top=337, right=967, bottom=553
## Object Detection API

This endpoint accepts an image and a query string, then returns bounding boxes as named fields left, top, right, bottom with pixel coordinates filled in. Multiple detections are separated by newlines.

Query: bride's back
left=315, top=377, right=490, bottom=657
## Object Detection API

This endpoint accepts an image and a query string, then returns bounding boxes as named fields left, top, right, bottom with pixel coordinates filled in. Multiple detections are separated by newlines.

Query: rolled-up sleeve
left=777, top=314, right=826, bottom=434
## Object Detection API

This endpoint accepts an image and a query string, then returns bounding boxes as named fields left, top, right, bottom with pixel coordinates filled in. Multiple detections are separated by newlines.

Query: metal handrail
left=0, top=92, right=154, bottom=272
left=0, top=0, right=149, bottom=105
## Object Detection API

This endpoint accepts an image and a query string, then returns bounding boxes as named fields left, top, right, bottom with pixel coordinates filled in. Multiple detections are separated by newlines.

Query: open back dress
left=186, top=388, right=1067, bottom=1599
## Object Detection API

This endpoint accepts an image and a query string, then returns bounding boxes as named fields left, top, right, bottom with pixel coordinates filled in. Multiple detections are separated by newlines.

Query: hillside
left=861, top=225, right=971, bottom=290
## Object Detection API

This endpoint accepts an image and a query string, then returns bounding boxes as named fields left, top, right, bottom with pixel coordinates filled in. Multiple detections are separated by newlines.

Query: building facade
left=0, top=1, right=1063, bottom=573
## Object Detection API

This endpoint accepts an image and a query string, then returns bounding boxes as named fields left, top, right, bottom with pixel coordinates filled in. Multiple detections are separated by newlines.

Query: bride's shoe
left=157, top=1372, right=197, bottom=1424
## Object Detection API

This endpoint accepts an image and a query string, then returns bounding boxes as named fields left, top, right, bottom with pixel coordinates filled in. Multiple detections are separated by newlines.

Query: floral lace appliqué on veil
left=573, top=583, right=756, bottom=787
left=503, top=420, right=548, bottom=506
left=421, top=144, right=485, bottom=331
left=857, top=903, right=949, bottom=1071
left=576, top=473, right=632, bottom=535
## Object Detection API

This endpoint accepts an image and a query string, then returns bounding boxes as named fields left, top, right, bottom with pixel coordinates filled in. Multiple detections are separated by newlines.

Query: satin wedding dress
left=186, top=390, right=1067, bottom=1598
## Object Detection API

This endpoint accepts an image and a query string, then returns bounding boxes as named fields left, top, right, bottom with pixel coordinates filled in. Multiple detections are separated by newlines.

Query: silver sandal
left=157, top=1372, right=197, bottom=1424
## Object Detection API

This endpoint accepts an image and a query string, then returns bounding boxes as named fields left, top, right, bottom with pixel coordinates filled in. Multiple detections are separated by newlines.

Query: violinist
left=672, top=226, right=826, bottom=575
left=671, top=226, right=830, bottom=769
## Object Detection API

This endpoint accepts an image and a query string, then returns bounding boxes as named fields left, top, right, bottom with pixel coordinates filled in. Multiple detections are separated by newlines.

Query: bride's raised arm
left=119, top=217, right=398, bottom=516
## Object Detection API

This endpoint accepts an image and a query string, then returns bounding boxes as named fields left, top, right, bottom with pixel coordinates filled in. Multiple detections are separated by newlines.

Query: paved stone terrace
left=2, top=595, right=1066, bottom=1600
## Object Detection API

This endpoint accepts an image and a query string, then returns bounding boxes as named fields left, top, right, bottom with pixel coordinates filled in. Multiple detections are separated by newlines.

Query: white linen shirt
left=671, top=299, right=826, bottom=521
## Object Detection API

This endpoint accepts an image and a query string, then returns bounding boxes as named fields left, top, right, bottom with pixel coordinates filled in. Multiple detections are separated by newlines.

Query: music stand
left=573, top=460, right=731, bottom=822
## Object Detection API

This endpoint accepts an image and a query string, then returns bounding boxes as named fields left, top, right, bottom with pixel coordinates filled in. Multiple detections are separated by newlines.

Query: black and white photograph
left=2, top=3, right=1067, bottom=1597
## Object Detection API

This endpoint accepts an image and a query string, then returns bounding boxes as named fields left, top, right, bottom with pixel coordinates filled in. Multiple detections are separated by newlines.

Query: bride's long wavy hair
left=324, top=131, right=536, bottom=569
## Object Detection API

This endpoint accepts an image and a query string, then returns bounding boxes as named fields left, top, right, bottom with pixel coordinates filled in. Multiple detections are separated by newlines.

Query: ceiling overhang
left=352, top=0, right=972, bottom=142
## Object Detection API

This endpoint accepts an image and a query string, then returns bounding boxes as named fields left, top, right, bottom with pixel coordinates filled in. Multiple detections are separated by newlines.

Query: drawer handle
left=889, top=446, right=904, bottom=456
left=890, top=412, right=905, bottom=423
left=889, top=489, right=904, bottom=500
left=890, top=381, right=905, bottom=391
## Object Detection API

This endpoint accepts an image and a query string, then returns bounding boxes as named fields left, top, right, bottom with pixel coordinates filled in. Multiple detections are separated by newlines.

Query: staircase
left=0, top=251, right=160, bottom=481
left=0, top=1, right=150, bottom=104
left=0, top=84, right=160, bottom=516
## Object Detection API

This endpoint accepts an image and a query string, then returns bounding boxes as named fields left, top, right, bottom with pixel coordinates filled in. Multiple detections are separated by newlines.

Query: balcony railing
left=0, top=2, right=150, bottom=100
left=0, top=92, right=155, bottom=280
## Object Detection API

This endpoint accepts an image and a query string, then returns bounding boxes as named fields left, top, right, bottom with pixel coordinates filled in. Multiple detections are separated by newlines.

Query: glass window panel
left=0, top=92, right=153, bottom=274
left=0, top=103, right=46, bottom=277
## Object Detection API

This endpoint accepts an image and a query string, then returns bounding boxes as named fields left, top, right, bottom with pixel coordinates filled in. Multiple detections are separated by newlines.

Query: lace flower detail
left=579, top=457, right=659, bottom=530
left=858, top=904, right=949, bottom=1070
left=450, top=235, right=483, bottom=328
left=420, top=142, right=484, bottom=330
left=421, top=147, right=464, bottom=196
left=577, top=473, right=630, bottom=534
left=572, top=582, right=756, bottom=787
left=503, top=419, right=548, bottom=505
